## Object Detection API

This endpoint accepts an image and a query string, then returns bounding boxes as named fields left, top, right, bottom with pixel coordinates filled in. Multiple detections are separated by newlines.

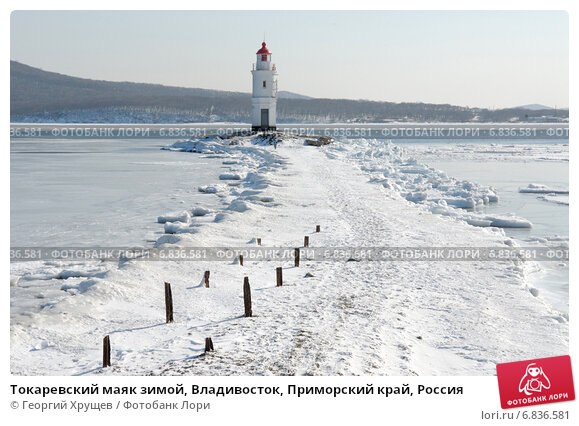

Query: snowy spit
left=10, top=135, right=567, bottom=376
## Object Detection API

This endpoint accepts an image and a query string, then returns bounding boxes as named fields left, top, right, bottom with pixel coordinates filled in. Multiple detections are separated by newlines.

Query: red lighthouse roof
left=256, top=42, right=271, bottom=54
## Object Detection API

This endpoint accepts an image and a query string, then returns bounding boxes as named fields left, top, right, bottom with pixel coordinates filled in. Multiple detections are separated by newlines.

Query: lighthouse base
left=251, top=126, right=277, bottom=132
left=251, top=98, right=277, bottom=131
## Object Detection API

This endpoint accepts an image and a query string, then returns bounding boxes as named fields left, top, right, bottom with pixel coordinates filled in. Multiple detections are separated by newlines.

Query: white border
left=3, top=2, right=576, bottom=424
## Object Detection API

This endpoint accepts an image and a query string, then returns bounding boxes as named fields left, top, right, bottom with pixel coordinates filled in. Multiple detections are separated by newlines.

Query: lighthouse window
left=263, top=81, right=266, bottom=88
left=261, top=54, right=267, bottom=61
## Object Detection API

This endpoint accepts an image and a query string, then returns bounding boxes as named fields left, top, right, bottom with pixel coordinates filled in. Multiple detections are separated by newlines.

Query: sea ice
left=164, top=222, right=196, bottom=234
left=330, top=139, right=531, bottom=229
left=219, top=172, right=244, bottom=180
left=157, top=211, right=191, bottom=223
left=519, top=184, right=569, bottom=194
left=198, top=184, right=228, bottom=194
left=538, top=194, right=569, bottom=206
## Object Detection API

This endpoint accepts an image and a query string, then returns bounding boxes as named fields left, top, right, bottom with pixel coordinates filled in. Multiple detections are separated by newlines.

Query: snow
left=518, top=184, right=570, bottom=207
left=219, top=172, right=244, bottom=181
left=164, top=138, right=232, bottom=154
left=163, top=222, right=197, bottom=234
left=192, top=207, right=211, bottom=216
left=198, top=184, right=228, bottom=194
left=227, top=199, right=250, bottom=212
left=519, top=183, right=569, bottom=194
left=484, top=216, right=533, bottom=228
left=10, top=135, right=567, bottom=376
left=331, top=139, right=532, bottom=229
left=157, top=211, right=191, bottom=223
left=538, top=194, right=569, bottom=206
left=403, top=142, right=569, bottom=163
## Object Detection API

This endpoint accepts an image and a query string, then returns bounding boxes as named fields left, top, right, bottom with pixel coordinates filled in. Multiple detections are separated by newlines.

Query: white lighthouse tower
left=251, top=42, right=277, bottom=131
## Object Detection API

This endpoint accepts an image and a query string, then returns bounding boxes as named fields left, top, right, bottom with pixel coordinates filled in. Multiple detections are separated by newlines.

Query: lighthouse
left=251, top=42, right=277, bottom=131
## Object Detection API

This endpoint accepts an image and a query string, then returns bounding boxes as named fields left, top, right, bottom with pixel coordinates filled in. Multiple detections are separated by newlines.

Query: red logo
left=496, top=355, right=575, bottom=409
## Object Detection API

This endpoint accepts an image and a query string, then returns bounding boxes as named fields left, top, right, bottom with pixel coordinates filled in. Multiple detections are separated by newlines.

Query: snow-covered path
left=10, top=138, right=568, bottom=376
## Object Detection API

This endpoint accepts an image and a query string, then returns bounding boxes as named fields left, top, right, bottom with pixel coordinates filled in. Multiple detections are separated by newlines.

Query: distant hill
left=277, top=91, right=312, bottom=100
left=10, top=61, right=250, bottom=119
left=516, top=104, right=553, bottom=110
left=10, top=61, right=569, bottom=123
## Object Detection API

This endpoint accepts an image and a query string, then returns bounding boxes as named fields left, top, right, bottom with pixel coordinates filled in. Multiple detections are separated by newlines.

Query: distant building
left=251, top=42, right=277, bottom=131
left=526, top=115, right=564, bottom=123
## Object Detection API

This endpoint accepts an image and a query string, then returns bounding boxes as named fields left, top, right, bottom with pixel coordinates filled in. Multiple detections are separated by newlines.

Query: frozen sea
left=399, top=140, right=569, bottom=239
left=9, top=135, right=568, bottom=376
left=11, top=139, right=224, bottom=247
left=11, top=138, right=568, bottom=313
left=401, top=140, right=568, bottom=314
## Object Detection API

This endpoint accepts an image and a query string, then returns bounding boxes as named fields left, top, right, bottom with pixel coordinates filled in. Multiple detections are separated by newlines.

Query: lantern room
left=256, top=42, right=272, bottom=70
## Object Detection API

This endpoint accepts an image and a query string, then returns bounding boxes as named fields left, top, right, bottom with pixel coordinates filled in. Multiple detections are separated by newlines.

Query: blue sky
left=10, top=10, right=569, bottom=108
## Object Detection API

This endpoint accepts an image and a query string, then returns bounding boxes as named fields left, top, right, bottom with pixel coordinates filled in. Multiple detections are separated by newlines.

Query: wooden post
left=204, top=271, right=210, bottom=288
left=243, top=277, right=252, bottom=317
left=304, top=236, right=309, bottom=247
left=294, top=248, right=300, bottom=267
left=276, top=267, right=283, bottom=287
left=239, top=255, right=244, bottom=266
left=205, top=337, right=214, bottom=352
left=103, top=335, right=111, bottom=368
left=257, top=238, right=262, bottom=246
left=164, top=281, right=174, bottom=323
left=316, top=225, right=321, bottom=233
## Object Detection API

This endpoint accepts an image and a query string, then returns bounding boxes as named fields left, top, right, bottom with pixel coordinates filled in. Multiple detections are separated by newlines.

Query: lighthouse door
left=260, top=109, right=269, bottom=130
